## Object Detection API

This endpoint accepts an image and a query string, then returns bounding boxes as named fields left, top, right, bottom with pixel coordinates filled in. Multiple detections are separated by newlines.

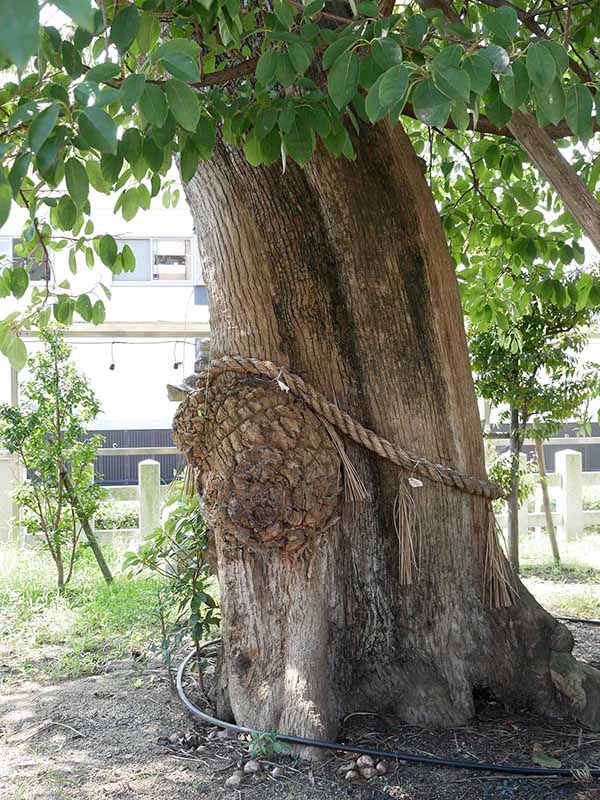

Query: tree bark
left=177, top=120, right=600, bottom=742
left=535, top=438, right=561, bottom=568
left=507, top=407, right=521, bottom=573
left=506, top=111, right=600, bottom=256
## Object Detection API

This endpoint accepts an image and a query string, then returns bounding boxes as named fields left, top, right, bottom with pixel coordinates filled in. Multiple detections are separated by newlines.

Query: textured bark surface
left=178, top=120, right=600, bottom=743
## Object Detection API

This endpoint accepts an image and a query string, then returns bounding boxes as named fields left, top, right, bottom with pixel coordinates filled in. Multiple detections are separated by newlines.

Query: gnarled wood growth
left=175, top=120, right=600, bottom=745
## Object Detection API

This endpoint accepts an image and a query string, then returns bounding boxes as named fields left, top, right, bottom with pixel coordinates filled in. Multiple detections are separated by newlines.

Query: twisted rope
left=192, top=355, right=505, bottom=502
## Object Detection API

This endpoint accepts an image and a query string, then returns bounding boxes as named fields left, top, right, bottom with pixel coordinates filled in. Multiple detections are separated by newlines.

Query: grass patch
left=0, top=543, right=162, bottom=681
left=520, top=531, right=600, bottom=618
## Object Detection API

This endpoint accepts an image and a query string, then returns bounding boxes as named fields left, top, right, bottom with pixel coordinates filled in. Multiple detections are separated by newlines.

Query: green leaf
left=180, top=142, right=199, bottom=182
left=151, top=39, right=200, bottom=62
left=91, top=300, right=106, bottom=325
left=10, top=267, right=29, bottom=299
left=463, top=54, right=492, bottom=95
left=255, top=106, right=279, bottom=140
left=365, top=74, right=387, bottom=122
left=75, top=294, right=93, bottom=322
left=482, top=7, right=518, bottom=43
left=5, top=333, right=27, bottom=371
left=323, top=34, right=357, bottom=70
left=378, top=65, right=409, bottom=110
left=57, top=195, right=77, bottom=230
left=136, top=13, right=160, bottom=54
left=499, top=60, right=530, bottom=109
left=273, top=0, right=295, bottom=29
left=139, top=84, right=168, bottom=127
left=328, top=51, right=360, bottom=110
left=99, top=234, right=118, bottom=267
left=28, top=104, right=60, bottom=154
left=276, top=52, right=297, bottom=87
left=61, top=41, right=84, bottom=78
left=79, top=107, right=118, bottom=154
left=480, top=44, right=510, bottom=75
left=288, top=41, right=312, bottom=75
left=65, top=158, right=90, bottom=208
left=371, top=37, right=403, bottom=71
left=527, top=42, right=556, bottom=88
left=143, top=137, right=163, bottom=172
left=566, top=84, right=593, bottom=140
left=256, top=50, right=278, bottom=85
left=54, top=295, right=74, bottom=325
left=85, top=62, right=120, bottom=84
left=165, top=79, right=200, bottom=132
left=412, top=78, right=452, bottom=128
left=243, top=131, right=263, bottom=166
left=532, top=753, right=562, bottom=769
left=0, top=0, right=39, bottom=69
left=100, top=153, right=122, bottom=183
left=283, top=118, right=315, bottom=166
left=121, top=74, right=145, bottom=112
left=52, top=0, right=96, bottom=31
left=8, top=153, right=31, bottom=199
left=432, top=45, right=463, bottom=71
left=159, top=54, right=201, bottom=82
left=121, top=244, right=136, bottom=272
left=533, top=77, right=565, bottom=126
left=405, top=14, right=428, bottom=48
left=110, top=5, right=139, bottom=53
left=546, top=41, right=569, bottom=75
left=434, top=67, right=471, bottom=103
left=120, top=128, right=143, bottom=165
left=121, top=188, right=139, bottom=222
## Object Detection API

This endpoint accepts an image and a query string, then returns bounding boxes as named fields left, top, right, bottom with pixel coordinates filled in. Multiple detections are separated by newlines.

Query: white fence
left=0, top=447, right=178, bottom=546
left=2, top=444, right=600, bottom=546
left=495, top=448, right=600, bottom=540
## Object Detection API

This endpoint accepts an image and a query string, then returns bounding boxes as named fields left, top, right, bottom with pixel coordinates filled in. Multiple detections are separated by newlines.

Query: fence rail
left=3, top=444, right=600, bottom=545
left=495, top=448, right=599, bottom=540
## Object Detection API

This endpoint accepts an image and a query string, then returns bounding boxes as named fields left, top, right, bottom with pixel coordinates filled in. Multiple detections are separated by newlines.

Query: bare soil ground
left=1, top=624, right=600, bottom=800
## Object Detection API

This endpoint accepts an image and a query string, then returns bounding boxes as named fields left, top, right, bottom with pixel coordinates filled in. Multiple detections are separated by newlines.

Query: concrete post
left=555, top=449, right=583, bottom=541
left=138, top=459, right=161, bottom=540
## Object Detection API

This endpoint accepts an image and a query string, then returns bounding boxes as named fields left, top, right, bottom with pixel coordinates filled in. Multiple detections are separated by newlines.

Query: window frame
left=111, top=236, right=201, bottom=287
left=0, top=235, right=51, bottom=284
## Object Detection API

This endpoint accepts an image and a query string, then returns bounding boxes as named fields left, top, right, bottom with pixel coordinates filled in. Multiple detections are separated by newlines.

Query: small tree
left=0, top=327, right=112, bottom=590
left=470, top=285, right=600, bottom=571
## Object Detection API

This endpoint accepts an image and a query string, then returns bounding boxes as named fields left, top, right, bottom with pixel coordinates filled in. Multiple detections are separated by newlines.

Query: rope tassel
left=395, top=478, right=422, bottom=585
left=484, top=505, right=517, bottom=608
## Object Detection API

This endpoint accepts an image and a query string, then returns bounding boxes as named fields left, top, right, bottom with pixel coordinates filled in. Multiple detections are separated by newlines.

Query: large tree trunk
left=176, top=121, right=600, bottom=743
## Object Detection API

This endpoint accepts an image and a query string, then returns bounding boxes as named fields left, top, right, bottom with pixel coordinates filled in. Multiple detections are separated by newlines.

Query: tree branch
left=476, top=0, right=593, bottom=84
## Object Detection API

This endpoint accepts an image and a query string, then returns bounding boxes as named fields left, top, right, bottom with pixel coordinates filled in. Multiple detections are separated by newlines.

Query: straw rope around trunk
left=172, top=354, right=513, bottom=607
left=194, top=355, right=504, bottom=500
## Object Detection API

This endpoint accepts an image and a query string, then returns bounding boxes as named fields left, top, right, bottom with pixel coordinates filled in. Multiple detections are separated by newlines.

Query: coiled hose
left=176, top=620, right=600, bottom=779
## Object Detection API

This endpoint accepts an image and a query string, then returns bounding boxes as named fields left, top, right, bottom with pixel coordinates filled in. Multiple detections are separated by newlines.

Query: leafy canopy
left=1, top=0, right=600, bottom=367
left=470, top=279, right=600, bottom=441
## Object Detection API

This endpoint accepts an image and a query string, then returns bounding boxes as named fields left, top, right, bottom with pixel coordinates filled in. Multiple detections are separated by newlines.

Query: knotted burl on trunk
left=173, top=373, right=341, bottom=554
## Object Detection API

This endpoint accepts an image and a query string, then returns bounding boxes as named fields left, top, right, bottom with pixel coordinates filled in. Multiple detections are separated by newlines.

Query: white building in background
left=0, top=178, right=209, bottom=434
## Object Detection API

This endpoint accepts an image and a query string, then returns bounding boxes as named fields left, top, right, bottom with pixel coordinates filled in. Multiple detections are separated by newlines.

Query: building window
left=0, top=236, right=50, bottom=281
left=113, top=238, right=152, bottom=282
left=112, top=237, right=194, bottom=283
left=153, top=239, right=192, bottom=281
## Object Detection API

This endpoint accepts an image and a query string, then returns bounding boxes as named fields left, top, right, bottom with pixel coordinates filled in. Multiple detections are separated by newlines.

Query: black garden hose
left=176, top=632, right=600, bottom=779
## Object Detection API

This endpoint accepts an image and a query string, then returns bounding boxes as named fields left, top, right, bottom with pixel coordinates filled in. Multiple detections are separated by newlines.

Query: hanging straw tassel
left=394, top=478, right=421, bottom=585
left=483, top=503, right=516, bottom=608
left=321, top=418, right=368, bottom=505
